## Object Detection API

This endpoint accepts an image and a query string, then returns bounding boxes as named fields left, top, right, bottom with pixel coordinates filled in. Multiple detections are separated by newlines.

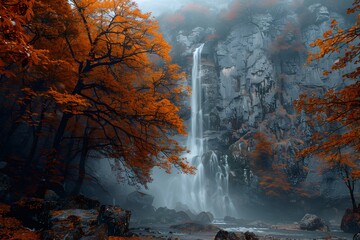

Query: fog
left=135, top=0, right=232, bottom=16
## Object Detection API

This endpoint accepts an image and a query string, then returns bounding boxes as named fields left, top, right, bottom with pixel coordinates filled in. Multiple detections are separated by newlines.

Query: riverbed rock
left=215, top=230, right=240, bottom=240
left=44, top=190, right=59, bottom=202
left=354, top=233, right=360, bottom=240
left=43, top=209, right=101, bottom=239
left=126, top=191, right=155, bottom=218
left=214, top=230, right=259, bottom=240
left=98, top=205, right=131, bottom=236
left=299, top=213, right=329, bottom=231
left=171, top=222, right=220, bottom=233
left=61, top=194, right=100, bottom=210
left=127, top=191, right=153, bottom=205
left=10, top=197, right=50, bottom=229
left=0, top=173, right=10, bottom=201
left=195, top=211, right=214, bottom=224
left=154, top=207, right=176, bottom=223
left=173, top=210, right=192, bottom=223
left=341, top=208, right=360, bottom=233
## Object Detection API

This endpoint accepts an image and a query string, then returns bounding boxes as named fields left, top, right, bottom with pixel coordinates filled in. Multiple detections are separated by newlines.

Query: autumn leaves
left=295, top=0, right=360, bottom=209
left=0, top=0, right=192, bottom=190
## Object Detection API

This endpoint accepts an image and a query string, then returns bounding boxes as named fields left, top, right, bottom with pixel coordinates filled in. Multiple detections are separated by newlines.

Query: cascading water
left=164, top=44, right=237, bottom=218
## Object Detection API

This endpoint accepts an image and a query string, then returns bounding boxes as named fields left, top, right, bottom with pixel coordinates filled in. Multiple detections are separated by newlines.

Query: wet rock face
left=43, top=209, right=105, bottom=240
left=98, top=205, right=131, bottom=236
left=171, top=1, right=350, bottom=200
left=195, top=211, right=214, bottom=224
left=341, top=209, right=360, bottom=233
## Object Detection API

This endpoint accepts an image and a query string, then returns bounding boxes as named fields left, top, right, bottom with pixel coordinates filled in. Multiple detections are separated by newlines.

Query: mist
left=135, top=0, right=232, bottom=16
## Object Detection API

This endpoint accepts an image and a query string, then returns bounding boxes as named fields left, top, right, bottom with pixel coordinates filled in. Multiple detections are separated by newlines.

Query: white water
left=162, top=44, right=237, bottom=218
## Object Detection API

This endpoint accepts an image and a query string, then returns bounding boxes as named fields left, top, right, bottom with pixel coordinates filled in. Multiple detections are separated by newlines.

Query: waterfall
left=163, top=44, right=237, bottom=218
left=189, top=43, right=205, bottom=158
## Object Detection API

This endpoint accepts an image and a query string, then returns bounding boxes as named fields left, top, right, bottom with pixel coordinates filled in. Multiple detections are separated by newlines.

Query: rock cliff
left=159, top=0, right=354, bottom=217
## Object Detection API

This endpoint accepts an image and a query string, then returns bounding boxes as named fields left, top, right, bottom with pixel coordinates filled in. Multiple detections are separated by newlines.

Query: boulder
left=299, top=213, right=329, bottom=232
left=215, top=230, right=240, bottom=240
left=126, top=191, right=154, bottom=206
left=44, top=190, right=60, bottom=202
left=0, top=173, right=10, bottom=200
left=0, top=161, right=7, bottom=169
left=43, top=209, right=101, bottom=240
left=10, top=198, right=50, bottom=229
left=215, top=230, right=259, bottom=240
left=354, top=233, right=360, bottom=240
left=154, top=207, right=177, bottom=223
left=153, top=208, right=192, bottom=224
left=98, top=205, right=131, bottom=236
left=195, top=211, right=214, bottom=224
left=126, top=191, right=155, bottom=218
left=173, top=210, right=192, bottom=223
left=61, top=195, right=100, bottom=210
left=171, top=222, right=220, bottom=233
left=341, top=208, right=360, bottom=233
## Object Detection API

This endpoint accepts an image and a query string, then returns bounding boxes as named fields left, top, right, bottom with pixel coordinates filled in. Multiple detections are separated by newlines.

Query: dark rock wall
left=163, top=1, right=354, bottom=214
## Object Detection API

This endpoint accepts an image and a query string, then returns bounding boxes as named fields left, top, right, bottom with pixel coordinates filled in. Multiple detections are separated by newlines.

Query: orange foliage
left=0, top=0, right=194, bottom=187
left=295, top=0, right=360, bottom=209
left=0, top=204, right=40, bottom=239
left=251, top=133, right=293, bottom=197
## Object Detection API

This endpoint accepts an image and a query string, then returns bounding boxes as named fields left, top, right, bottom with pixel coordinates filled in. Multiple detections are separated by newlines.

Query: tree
left=250, top=132, right=292, bottom=197
left=295, top=0, right=360, bottom=210
left=0, top=0, right=194, bottom=193
left=46, top=0, right=194, bottom=186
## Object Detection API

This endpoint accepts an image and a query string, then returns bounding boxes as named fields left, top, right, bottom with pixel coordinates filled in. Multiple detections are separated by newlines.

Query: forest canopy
left=0, top=0, right=194, bottom=196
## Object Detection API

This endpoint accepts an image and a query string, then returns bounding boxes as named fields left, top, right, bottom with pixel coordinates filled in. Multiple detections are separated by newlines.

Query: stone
left=0, top=173, right=10, bottom=200
left=214, top=230, right=240, bottom=240
left=299, top=213, right=329, bottom=232
left=173, top=210, right=192, bottom=223
left=154, top=207, right=177, bottom=223
left=0, top=161, right=7, bottom=169
left=44, top=190, right=60, bottom=201
left=215, top=230, right=259, bottom=240
left=171, top=222, right=220, bottom=233
left=126, top=191, right=155, bottom=218
left=354, top=232, right=360, bottom=240
left=98, top=205, right=131, bottom=236
left=43, top=209, right=99, bottom=240
left=126, top=191, right=154, bottom=206
left=61, top=195, right=100, bottom=210
left=341, top=208, right=360, bottom=233
left=195, top=211, right=214, bottom=224
left=81, top=224, right=108, bottom=240
left=11, top=198, right=50, bottom=229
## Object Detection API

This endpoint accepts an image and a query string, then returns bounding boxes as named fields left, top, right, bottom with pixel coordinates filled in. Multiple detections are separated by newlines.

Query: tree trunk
left=24, top=108, right=45, bottom=172
left=52, top=113, right=71, bottom=151
left=71, top=135, right=89, bottom=195
left=348, top=180, right=358, bottom=211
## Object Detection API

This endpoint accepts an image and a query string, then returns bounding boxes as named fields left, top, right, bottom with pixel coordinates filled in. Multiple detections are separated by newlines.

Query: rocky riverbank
left=0, top=192, right=354, bottom=239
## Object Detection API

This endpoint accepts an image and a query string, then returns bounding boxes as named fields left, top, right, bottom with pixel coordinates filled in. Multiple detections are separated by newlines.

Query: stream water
left=131, top=220, right=353, bottom=240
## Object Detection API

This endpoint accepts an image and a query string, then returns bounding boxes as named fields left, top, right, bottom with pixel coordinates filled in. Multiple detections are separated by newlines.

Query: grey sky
left=135, top=0, right=232, bottom=16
